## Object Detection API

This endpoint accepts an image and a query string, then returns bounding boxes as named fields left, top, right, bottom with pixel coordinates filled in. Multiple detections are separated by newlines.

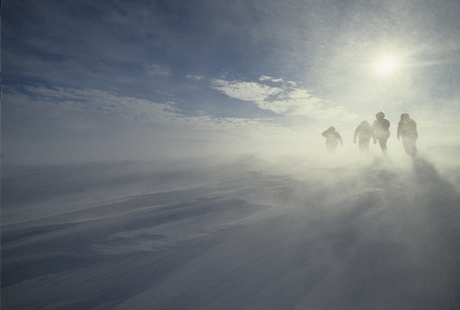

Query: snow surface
left=2, top=155, right=460, bottom=309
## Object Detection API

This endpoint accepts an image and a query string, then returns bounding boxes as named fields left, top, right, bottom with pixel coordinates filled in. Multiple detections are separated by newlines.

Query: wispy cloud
left=9, top=86, right=179, bottom=126
left=211, top=79, right=283, bottom=102
left=210, top=76, right=352, bottom=120
left=259, top=75, right=283, bottom=83
left=186, top=75, right=205, bottom=81
left=144, top=64, right=171, bottom=77
left=5, top=85, right=287, bottom=133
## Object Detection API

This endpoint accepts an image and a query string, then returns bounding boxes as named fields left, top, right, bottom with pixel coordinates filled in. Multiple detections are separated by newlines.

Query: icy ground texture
left=2, top=156, right=460, bottom=309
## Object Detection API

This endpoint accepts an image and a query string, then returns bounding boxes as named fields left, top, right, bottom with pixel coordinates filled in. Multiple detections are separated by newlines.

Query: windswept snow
left=2, top=156, right=460, bottom=310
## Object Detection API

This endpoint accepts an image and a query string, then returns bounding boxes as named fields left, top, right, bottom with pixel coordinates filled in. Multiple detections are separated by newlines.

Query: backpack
left=381, top=119, right=390, bottom=131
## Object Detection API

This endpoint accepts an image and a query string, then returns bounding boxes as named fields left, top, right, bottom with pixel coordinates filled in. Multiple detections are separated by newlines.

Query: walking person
left=397, top=113, right=418, bottom=157
left=354, top=120, right=373, bottom=155
left=372, top=111, right=390, bottom=156
left=322, top=126, right=343, bottom=153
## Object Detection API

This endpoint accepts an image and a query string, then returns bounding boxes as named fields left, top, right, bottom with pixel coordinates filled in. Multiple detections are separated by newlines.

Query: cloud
left=6, top=86, right=179, bottom=127
left=4, top=85, right=288, bottom=134
left=210, top=77, right=350, bottom=120
left=186, top=75, right=205, bottom=81
left=259, top=75, right=283, bottom=83
left=144, top=64, right=171, bottom=76
left=211, top=79, right=283, bottom=102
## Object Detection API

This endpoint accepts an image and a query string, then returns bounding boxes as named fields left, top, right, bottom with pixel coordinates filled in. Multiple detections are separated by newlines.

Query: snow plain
left=2, top=154, right=460, bottom=310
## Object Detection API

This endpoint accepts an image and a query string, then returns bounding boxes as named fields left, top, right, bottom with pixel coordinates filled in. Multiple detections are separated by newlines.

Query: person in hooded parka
left=397, top=113, right=418, bottom=157
left=322, top=126, right=343, bottom=153
left=372, top=111, right=391, bottom=156
left=354, top=120, right=373, bottom=155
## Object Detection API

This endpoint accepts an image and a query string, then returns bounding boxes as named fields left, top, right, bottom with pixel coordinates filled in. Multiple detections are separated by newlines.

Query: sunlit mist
left=3, top=1, right=460, bottom=309
left=374, top=55, right=400, bottom=77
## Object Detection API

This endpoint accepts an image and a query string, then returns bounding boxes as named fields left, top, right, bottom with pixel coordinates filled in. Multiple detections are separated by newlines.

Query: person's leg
left=402, top=139, right=411, bottom=155
left=408, top=138, right=417, bottom=156
left=379, top=139, right=388, bottom=156
left=359, top=139, right=370, bottom=155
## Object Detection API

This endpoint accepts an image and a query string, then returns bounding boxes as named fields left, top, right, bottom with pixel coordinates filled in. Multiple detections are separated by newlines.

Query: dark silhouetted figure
left=322, top=126, right=343, bottom=153
left=354, top=120, right=372, bottom=155
left=372, top=111, right=390, bottom=156
left=397, top=113, right=418, bottom=157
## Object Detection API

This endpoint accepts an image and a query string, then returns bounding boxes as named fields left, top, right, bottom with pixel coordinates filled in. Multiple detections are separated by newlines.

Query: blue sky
left=3, top=0, right=460, bottom=164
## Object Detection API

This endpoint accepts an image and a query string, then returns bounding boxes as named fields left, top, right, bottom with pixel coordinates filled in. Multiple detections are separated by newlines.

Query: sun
left=374, top=55, right=400, bottom=77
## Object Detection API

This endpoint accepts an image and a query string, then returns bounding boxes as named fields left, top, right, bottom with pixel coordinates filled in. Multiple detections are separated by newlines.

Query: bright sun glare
left=375, top=56, right=399, bottom=77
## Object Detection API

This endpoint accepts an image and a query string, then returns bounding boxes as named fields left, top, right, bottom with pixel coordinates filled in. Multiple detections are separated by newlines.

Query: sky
left=3, top=0, right=460, bottom=165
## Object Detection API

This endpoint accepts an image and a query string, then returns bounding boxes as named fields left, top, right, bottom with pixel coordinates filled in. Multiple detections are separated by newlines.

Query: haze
left=3, top=0, right=460, bottom=166
left=2, top=1, right=460, bottom=309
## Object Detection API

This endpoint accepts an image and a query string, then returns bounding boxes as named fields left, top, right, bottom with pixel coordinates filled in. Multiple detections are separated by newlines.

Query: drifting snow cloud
left=4, top=85, right=325, bottom=165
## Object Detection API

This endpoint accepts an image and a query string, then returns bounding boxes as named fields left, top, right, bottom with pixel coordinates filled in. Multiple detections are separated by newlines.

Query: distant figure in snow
left=354, top=120, right=373, bottom=155
left=397, top=113, right=418, bottom=157
left=372, top=111, right=390, bottom=156
left=322, top=126, right=343, bottom=153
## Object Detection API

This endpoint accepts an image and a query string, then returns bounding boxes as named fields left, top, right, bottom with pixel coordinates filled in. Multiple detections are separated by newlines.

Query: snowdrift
left=2, top=156, right=460, bottom=309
